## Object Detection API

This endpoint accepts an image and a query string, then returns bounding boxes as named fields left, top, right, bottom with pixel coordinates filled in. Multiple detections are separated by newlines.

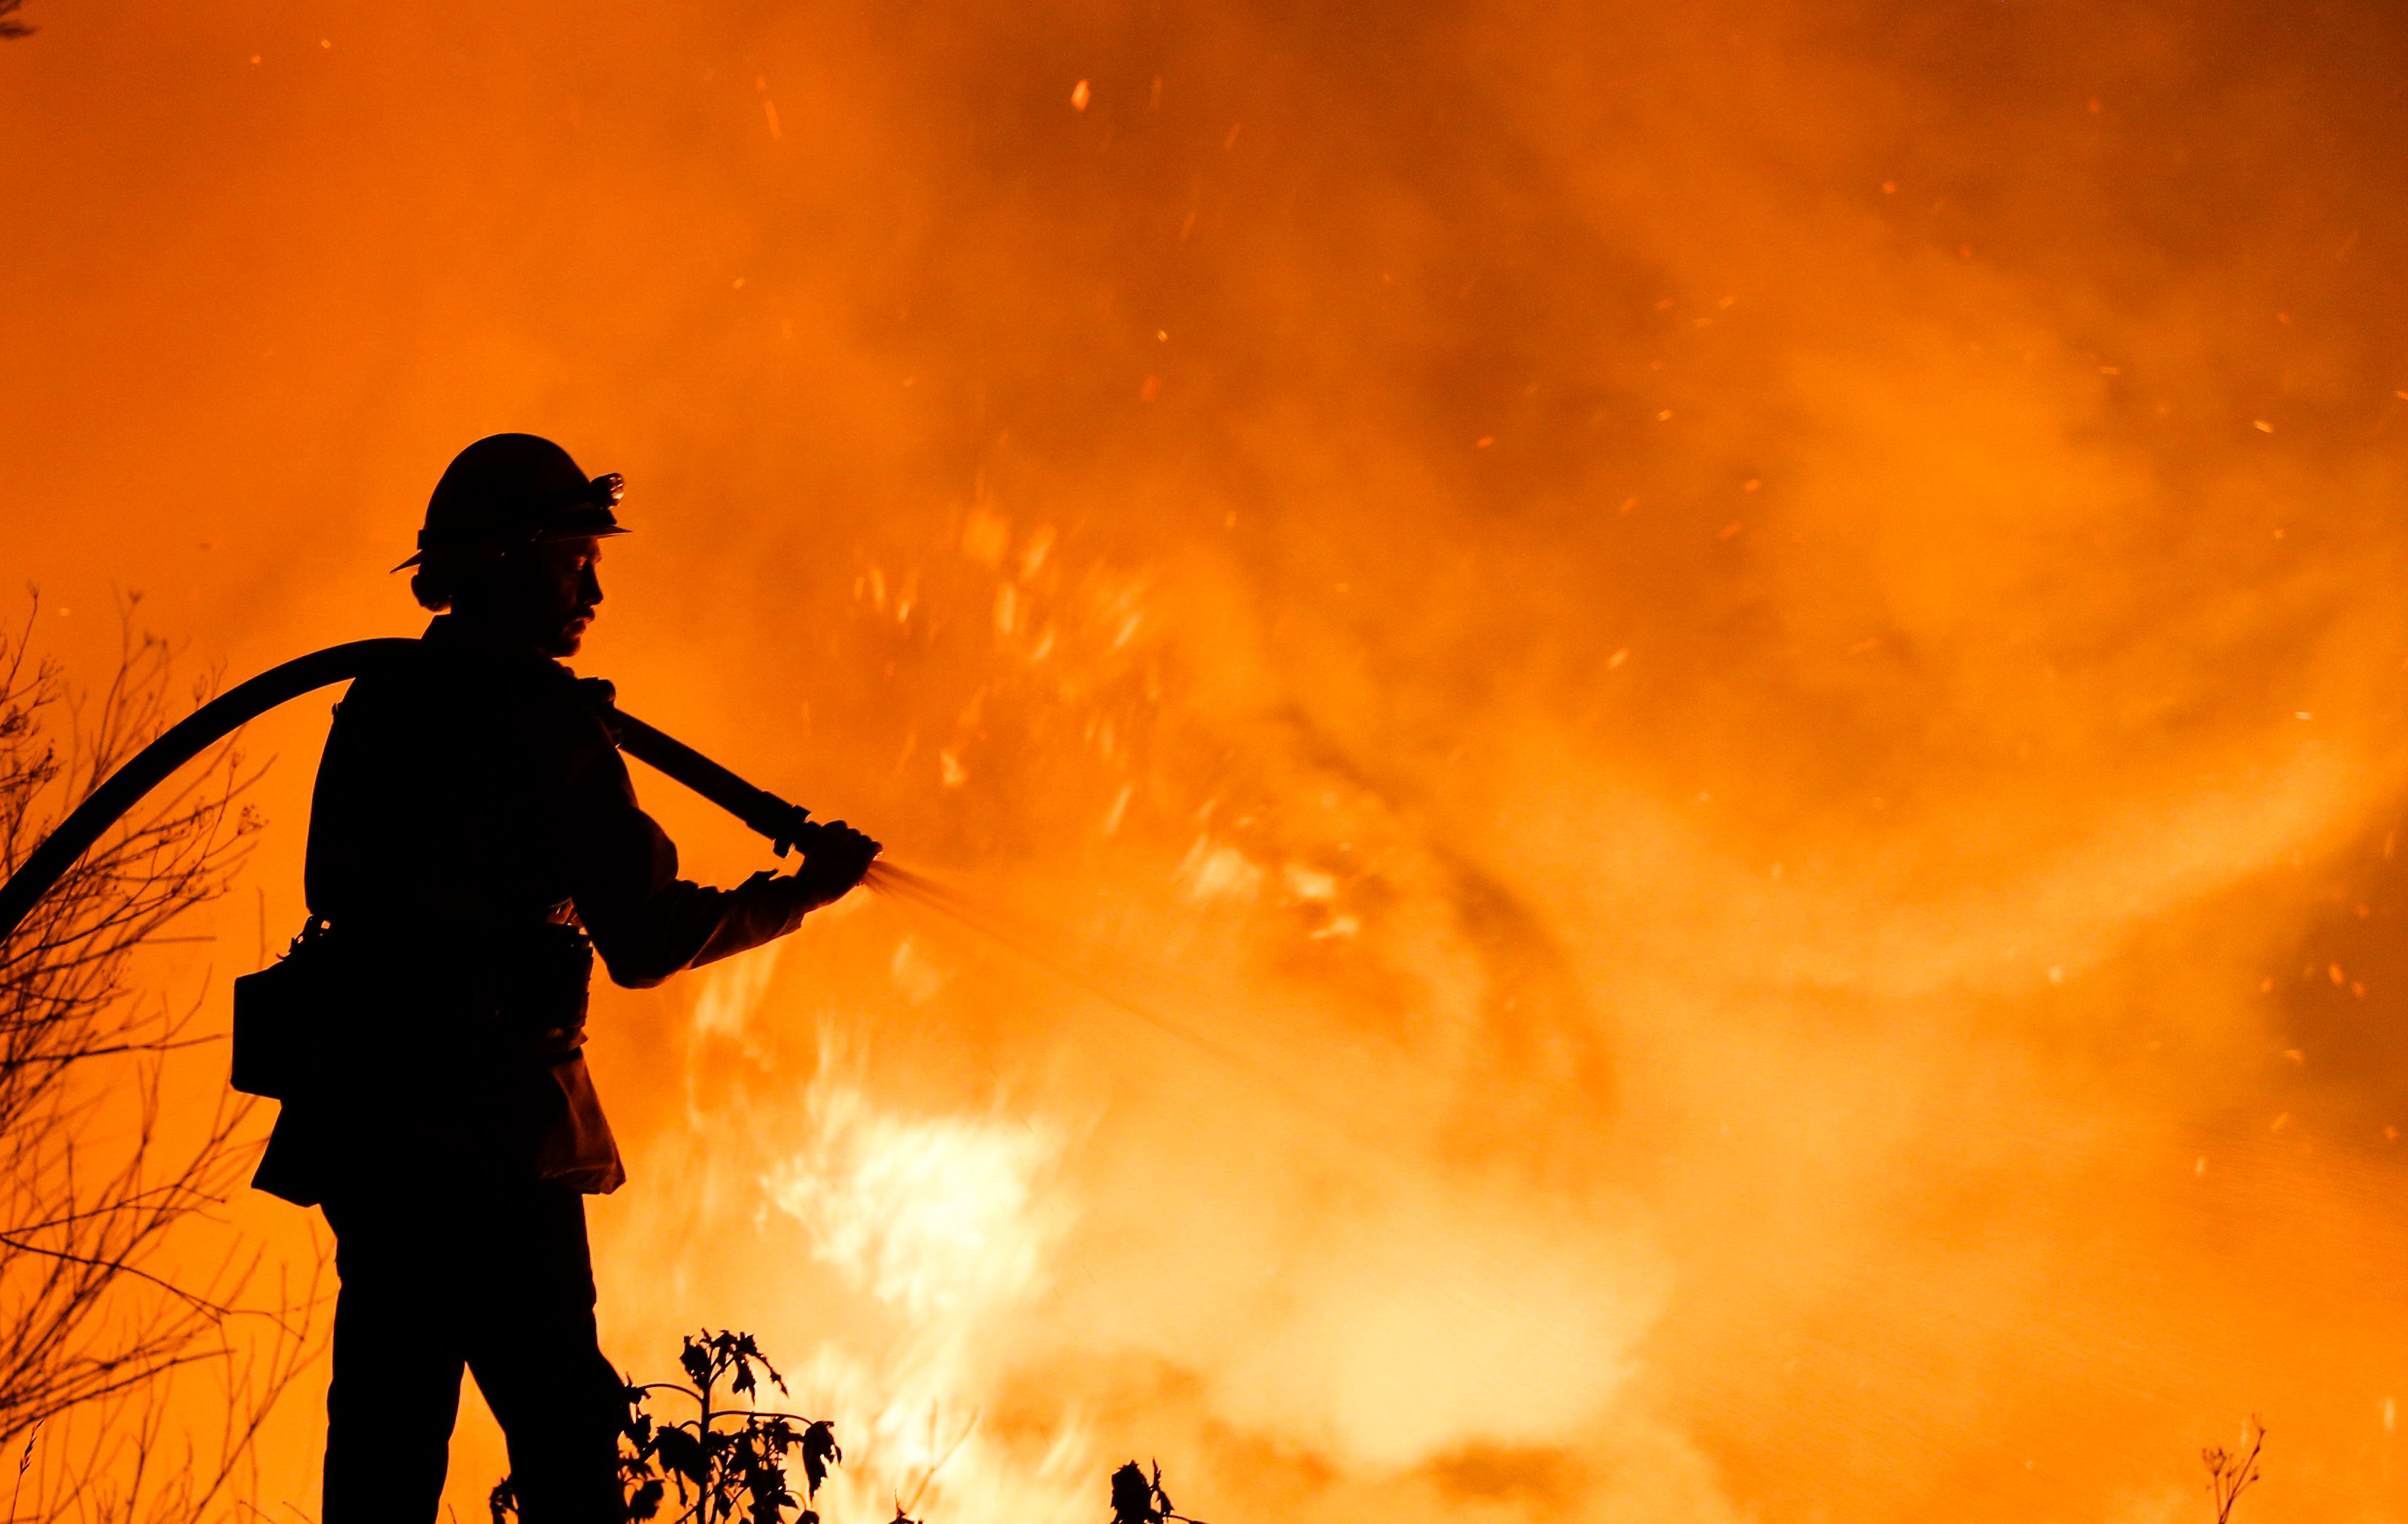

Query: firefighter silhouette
left=255, top=435, right=878, bottom=1524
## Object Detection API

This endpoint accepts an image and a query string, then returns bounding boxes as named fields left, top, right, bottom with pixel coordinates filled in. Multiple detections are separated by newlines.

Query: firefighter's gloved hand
left=791, top=821, right=880, bottom=907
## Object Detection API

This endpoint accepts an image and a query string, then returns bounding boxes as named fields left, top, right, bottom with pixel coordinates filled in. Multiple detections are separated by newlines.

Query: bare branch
left=0, top=599, right=323, bottom=1521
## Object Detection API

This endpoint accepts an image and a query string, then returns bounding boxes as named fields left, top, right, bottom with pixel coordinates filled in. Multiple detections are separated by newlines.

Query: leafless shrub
left=2202, top=1415, right=2265, bottom=1524
left=0, top=598, right=320, bottom=1522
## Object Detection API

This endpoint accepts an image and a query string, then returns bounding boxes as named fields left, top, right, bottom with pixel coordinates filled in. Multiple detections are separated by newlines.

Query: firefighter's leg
left=464, top=1185, right=623, bottom=1524
left=322, top=1195, right=469, bottom=1524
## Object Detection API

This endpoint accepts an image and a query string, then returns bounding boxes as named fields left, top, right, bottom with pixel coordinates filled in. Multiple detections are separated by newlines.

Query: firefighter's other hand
left=796, top=821, right=880, bottom=904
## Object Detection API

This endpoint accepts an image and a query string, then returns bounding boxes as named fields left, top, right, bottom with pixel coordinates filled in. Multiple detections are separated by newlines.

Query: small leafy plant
left=492, top=1330, right=839, bottom=1524
left=1107, top=1460, right=1204, bottom=1524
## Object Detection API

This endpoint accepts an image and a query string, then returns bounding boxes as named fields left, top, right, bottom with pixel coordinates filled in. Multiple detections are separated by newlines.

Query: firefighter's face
left=517, top=535, right=605, bottom=657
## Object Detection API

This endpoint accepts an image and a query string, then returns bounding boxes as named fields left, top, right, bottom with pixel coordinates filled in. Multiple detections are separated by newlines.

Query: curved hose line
left=0, top=638, right=830, bottom=950
left=0, top=640, right=418, bottom=950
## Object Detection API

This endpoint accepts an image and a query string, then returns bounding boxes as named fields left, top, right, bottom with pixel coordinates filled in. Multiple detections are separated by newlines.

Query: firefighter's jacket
left=252, top=614, right=816, bottom=1204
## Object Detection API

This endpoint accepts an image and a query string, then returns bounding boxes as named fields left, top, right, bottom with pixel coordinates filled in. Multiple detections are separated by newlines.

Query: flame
left=673, top=983, right=1088, bottom=1524
left=764, top=1051, right=1065, bottom=1324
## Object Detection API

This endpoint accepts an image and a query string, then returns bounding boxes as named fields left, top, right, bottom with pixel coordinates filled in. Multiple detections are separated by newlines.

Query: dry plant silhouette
left=2202, top=1417, right=2266, bottom=1524
left=0, top=601, right=319, bottom=1523
left=0, top=1, right=29, bottom=42
left=492, top=1330, right=840, bottom=1524
left=492, top=1329, right=1202, bottom=1524
left=1106, top=1461, right=1201, bottom=1524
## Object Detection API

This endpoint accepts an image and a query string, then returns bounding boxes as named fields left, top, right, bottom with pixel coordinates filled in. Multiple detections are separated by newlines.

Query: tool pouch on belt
left=230, top=917, right=335, bottom=1100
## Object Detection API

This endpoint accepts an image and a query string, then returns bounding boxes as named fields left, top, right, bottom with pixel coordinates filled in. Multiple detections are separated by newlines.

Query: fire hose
left=0, top=638, right=859, bottom=949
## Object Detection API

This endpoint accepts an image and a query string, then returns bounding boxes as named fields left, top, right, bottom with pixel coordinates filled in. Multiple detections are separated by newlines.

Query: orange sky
left=10, top=1, right=2408, bottom=1520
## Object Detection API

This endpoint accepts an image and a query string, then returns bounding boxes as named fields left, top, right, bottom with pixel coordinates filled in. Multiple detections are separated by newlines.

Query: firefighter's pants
left=320, top=1181, right=622, bottom=1524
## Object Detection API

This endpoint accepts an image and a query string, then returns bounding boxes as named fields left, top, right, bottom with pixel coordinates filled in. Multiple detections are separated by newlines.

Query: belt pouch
left=231, top=919, right=335, bottom=1099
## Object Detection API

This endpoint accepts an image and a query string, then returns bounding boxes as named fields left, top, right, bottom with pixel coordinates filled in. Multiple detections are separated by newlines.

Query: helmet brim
left=390, top=522, right=629, bottom=573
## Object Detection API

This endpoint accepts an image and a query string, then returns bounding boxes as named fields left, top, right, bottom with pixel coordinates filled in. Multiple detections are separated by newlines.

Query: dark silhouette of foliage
left=1108, top=1460, right=1203, bottom=1524
left=0, top=1, right=30, bottom=41
left=2202, top=1415, right=2265, bottom=1524
left=492, top=1330, right=838, bottom=1524
left=493, top=1330, right=1202, bottom=1524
